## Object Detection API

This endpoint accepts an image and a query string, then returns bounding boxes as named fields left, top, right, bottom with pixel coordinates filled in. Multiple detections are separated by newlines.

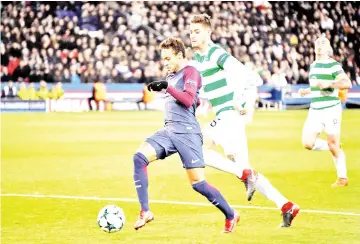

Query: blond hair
left=190, top=14, right=212, bottom=28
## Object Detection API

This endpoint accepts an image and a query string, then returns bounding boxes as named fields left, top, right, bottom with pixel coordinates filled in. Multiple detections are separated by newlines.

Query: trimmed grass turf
left=1, top=110, right=360, bottom=243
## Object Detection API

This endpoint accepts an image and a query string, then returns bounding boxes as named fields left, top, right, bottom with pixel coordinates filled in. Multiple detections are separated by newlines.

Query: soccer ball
left=97, top=205, right=125, bottom=233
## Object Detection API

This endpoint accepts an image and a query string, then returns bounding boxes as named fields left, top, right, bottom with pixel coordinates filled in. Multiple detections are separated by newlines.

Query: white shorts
left=303, top=104, right=342, bottom=135
left=202, top=110, right=246, bottom=155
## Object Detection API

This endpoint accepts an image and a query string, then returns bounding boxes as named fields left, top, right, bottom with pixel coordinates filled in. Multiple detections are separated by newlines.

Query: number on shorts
left=210, top=118, right=221, bottom=127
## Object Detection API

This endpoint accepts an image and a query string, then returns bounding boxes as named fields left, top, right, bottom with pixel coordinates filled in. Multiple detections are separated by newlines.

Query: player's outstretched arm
left=331, top=73, right=352, bottom=89
left=316, top=64, right=352, bottom=90
left=222, top=55, right=263, bottom=88
left=166, top=66, right=201, bottom=108
left=298, top=88, right=311, bottom=97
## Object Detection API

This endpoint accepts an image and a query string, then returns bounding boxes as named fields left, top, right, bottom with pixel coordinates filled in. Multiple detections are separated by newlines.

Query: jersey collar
left=195, top=41, right=214, bottom=56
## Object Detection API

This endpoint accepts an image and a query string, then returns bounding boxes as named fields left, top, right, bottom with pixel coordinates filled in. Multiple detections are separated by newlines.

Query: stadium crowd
left=1, top=1, right=359, bottom=91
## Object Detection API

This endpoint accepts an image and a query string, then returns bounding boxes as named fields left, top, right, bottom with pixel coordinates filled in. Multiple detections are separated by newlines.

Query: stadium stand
left=1, top=1, right=359, bottom=86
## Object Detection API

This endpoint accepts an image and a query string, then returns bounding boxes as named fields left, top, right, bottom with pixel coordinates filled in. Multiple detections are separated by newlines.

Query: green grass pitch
left=1, top=110, right=360, bottom=243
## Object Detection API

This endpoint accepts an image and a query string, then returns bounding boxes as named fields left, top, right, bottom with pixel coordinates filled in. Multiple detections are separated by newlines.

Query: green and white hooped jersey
left=192, top=43, right=235, bottom=116
left=309, top=58, right=345, bottom=110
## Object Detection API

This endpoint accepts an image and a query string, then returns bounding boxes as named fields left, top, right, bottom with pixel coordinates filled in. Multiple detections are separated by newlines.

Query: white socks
left=233, top=133, right=251, bottom=170
left=203, top=148, right=244, bottom=178
left=255, top=173, right=289, bottom=209
left=333, top=149, right=347, bottom=178
left=203, top=148, right=289, bottom=210
left=311, top=139, right=347, bottom=178
left=312, top=138, right=329, bottom=151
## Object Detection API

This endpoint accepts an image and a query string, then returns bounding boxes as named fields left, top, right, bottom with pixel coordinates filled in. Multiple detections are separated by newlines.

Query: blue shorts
left=146, top=129, right=205, bottom=169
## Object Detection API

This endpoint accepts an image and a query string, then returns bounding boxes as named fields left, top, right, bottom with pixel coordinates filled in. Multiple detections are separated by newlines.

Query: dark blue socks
left=192, top=180, right=234, bottom=220
left=133, top=152, right=150, bottom=211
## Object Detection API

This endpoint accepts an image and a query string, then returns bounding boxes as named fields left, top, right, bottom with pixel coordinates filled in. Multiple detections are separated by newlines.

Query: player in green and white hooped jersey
left=189, top=14, right=299, bottom=227
left=298, top=35, right=352, bottom=187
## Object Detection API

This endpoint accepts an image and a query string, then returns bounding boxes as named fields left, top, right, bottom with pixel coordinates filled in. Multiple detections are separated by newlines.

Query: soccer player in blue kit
left=133, top=37, right=240, bottom=233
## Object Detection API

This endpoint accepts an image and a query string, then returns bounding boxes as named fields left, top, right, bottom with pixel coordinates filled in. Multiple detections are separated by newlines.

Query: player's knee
left=302, top=137, right=315, bottom=150
left=133, top=152, right=149, bottom=166
left=202, top=133, right=214, bottom=149
left=303, top=142, right=314, bottom=150
left=135, top=142, right=157, bottom=163
left=192, top=180, right=206, bottom=193
left=327, top=139, right=339, bottom=152
left=227, top=154, right=236, bottom=162
left=187, top=168, right=205, bottom=185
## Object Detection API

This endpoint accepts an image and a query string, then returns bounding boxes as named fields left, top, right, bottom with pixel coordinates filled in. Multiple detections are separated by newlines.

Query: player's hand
left=235, top=101, right=248, bottom=116
left=237, top=108, right=247, bottom=116
left=298, top=88, right=310, bottom=97
left=316, top=81, right=332, bottom=89
left=147, top=80, right=168, bottom=92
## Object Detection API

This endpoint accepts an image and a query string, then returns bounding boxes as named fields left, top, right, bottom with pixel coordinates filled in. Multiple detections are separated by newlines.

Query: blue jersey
left=163, top=66, right=202, bottom=134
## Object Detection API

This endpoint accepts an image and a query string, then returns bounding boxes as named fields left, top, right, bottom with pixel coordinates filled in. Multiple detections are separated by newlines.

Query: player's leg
left=225, top=112, right=251, bottom=171
left=201, top=112, right=259, bottom=202
left=173, top=133, right=240, bottom=233
left=133, top=141, right=156, bottom=230
left=133, top=130, right=176, bottom=230
left=144, top=101, right=148, bottom=110
left=325, top=106, right=348, bottom=186
left=226, top=112, right=300, bottom=226
left=225, top=115, right=297, bottom=214
left=133, top=142, right=157, bottom=210
left=136, top=100, right=142, bottom=110
left=211, top=112, right=258, bottom=200
left=186, top=167, right=240, bottom=233
left=302, top=109, right=328, bottom=151
left=328, top=133, right=348, bottom=186
left=253, top=172, right=300, bottom=227
left=196, top=98, right=211, bottom=117
left=201, top=116, right=247, bottom=178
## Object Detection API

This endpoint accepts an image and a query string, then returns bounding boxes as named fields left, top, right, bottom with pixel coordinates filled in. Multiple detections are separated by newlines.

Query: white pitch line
left=1, top=193, right=359, bottom=217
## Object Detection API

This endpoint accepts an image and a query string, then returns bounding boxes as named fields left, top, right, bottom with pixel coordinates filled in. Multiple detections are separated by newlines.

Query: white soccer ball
left=97, top=205, right=126, bottom=233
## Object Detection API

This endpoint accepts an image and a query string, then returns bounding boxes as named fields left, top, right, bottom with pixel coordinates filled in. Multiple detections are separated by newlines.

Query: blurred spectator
left=127, top=68, right=143, bottom=83
left=320, top=10, right=334, bottom=30
left=297, top=69, right=309, bottom=84
left=70, top=67, right=81, bottom=84
left=17, top=82, right=29, bottom=100
left=28, top=83, right=38, bottom=100
left=269, top=66, right=288, bottom=88
left=1, top=80, right=17, bottom=98
left=37, top=80, right=49, bottom=100
left=0, top=1, right=358, bottom=85
left=63, top=69, right=72, bottom=83
left=109, top=68, right=125, bottom=83
left=49, top=82, right=65, bottom=100
left=12, top=60, right=31, bottom=82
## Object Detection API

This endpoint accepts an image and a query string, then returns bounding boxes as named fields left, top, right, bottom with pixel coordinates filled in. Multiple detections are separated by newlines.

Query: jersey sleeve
left=166, top=66, right=201, bottom=108
left=331, top=62, right=346, bottom=81
left=216, top=51, right=231, bottom=69
left=183, top=66, right=202, bottom=90
left=210, top=46, right=231, bottom=69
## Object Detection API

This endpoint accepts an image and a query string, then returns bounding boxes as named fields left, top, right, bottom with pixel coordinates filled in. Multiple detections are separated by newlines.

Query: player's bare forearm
left=331, top=78, right=352, bottom=89
left=298, top=88, right=311, bottom=97
left=304, top=88, right=311, bottom=94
